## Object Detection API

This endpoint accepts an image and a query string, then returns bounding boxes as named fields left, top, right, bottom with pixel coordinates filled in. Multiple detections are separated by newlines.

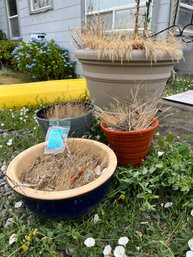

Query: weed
left=0, top=107, right=193, bottom=257
left=164, top=76, right=193, bottom=96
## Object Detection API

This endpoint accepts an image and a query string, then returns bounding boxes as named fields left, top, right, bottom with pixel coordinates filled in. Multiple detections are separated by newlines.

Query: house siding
left=17, top=0, right=82, bottom=75
left=0, top=0, right=9, bottom=37
left=151, top=0, right=172, bottom=33
left=0, top=0, right=177, bottom=75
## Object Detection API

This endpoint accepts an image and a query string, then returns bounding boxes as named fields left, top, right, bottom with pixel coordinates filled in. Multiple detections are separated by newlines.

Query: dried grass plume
left=94, top=91, right=160, bottom=132
left=44, top=102, right=92, bottom=120
left=71, top=16, right=182, bottom=62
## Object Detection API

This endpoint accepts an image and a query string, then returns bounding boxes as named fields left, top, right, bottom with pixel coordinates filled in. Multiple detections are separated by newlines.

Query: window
left=6, top=0, right=20, bottom=38
left=85, top=0, right=151, bottom=31
left=30, top=0, right=53, bottom=13
left=178, top=0, right=193, bottom=30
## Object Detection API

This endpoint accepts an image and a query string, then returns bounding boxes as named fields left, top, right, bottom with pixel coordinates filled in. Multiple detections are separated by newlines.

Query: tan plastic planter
left=7, top=138, right=117, bottom=218
left=75, top=49, right=178, bottom=107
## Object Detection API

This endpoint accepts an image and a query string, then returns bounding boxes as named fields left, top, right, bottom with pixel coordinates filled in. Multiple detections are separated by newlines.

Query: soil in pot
left=21, top=141, right=108, bottom=191
left=36, top=101, right=93, bottom=137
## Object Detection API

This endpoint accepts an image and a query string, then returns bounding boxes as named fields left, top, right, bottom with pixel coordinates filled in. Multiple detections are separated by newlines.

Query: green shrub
left=117, top=133, right=193, bottom=205
left=0, top=29, right=6, bottom=40
left=0, top=39, right=18, bottom=69
left=12, top=39, right=77, bottom=81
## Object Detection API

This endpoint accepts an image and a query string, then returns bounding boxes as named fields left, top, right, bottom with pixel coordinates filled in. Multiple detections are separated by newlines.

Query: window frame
left=177, top=2, right=193, bottom=35
left=85, top=1, right=153, bottom=32
left=6, top=0, right=20, bottom=39
left=29, top=0, right=53, bottom=14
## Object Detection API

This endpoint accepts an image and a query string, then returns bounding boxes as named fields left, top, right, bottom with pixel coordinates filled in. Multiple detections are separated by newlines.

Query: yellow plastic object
left=0, top=78, right=89, bottom=108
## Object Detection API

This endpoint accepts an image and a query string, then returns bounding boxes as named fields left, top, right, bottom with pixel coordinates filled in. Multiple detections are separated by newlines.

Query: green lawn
left=0, top=103, right=193, bottom=257
left=163, top=75, right=193, bottom=97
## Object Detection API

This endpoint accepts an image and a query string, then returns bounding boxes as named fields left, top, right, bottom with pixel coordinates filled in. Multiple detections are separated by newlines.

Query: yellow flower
left=25, top=235, right=31, bottom=241
left=119, top=194, right=125, bottom=200
left=21, top=244, right=28, bottom=251
left=32, top=228, right=38, bottom=236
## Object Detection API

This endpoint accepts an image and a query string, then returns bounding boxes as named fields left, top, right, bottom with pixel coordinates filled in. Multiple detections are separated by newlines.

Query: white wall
left=151, top=0, right=172, bottom=34
left=17, top=0, right=83, bottom=75
left=0, top=0, right=9, bottom=37
left=1, top=0, right=174, bottom=75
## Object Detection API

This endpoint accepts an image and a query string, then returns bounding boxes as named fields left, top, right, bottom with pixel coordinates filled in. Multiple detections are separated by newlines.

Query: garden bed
left=0, top=100, right=193, bottom=256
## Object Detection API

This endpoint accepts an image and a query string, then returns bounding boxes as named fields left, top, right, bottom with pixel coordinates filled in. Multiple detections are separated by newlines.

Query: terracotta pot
left=75, top=49, right=181, bottom=107
left=6, top=138, right=117, bottom=218
left=100, top=118, right=159, bottom=166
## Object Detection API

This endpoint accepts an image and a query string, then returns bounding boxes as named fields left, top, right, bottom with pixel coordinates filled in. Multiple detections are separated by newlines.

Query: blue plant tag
left=47, top=129, right=66, bottom=149
left=44, top=123, right=70, bottom=154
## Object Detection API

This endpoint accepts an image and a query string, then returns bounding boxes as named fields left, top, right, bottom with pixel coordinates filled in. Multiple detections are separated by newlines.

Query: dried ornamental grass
left=44, top=102, right=92, bottom=120
left=94, top=94, right=160, bottom=132
left=71, top=17, right=182, bottom=62
left=21, top=141, right=108, bottom=191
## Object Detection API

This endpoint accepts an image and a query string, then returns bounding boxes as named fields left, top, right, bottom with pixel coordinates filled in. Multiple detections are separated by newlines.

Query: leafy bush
left=117, top=133, right=193, bottom=205
left=12, top=39, right=77, bottom=81
left=0, top=39, right=18, bottom=69
left=0, top=29, right=6, bottom=40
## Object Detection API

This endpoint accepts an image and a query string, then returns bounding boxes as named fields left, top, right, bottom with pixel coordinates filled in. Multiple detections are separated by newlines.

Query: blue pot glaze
left=36, top=103, right=93, bottom=138
left=20, top=179, right=111, bottom=218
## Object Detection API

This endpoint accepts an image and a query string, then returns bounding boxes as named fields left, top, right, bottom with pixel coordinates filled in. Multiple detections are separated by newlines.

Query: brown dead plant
left=21, top=140, right=108, bottom=191
left=71, top=14, right=182, bottom=62
left=95, top=89, right=162, bottom=132
left=44, top=101, right=92, bottom=120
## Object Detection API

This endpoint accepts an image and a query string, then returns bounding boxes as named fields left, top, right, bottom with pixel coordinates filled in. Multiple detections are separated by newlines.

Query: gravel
left=1, top=164, right=7, bottom=173
left=0, top=162, right=10, bottom=197
left=0, top=171, right=4, bottom=179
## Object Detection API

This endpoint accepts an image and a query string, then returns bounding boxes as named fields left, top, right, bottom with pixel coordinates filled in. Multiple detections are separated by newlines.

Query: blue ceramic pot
left=7, top=139, right=117, bottom=218
left=36, top=103, right=93, bottom=137
left=21, top=180, right=111, bottom=218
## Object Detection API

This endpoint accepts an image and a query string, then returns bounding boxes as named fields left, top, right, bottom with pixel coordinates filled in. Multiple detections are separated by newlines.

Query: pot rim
left=6, top=138, right=117, bottom=200
left=36, top=103, right=93, bottom=122
left=101, top=118, right=159, bottom=135
left=75, top=49, right=180, bottom=62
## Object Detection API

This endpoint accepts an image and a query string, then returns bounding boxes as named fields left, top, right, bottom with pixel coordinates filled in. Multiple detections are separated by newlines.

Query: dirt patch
left=0, top=70, right=34, bottom=85
left=0, top=74, right=22, bottom=85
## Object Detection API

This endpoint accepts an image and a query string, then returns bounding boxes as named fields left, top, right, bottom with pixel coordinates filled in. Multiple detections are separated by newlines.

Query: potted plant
left=6, top=138, right=117, bottom=218
left=36, top=101, right=93, bottom=137
left=95, top=96, right=159, bottom=166
left=72, top=1, right=182, bottom=107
